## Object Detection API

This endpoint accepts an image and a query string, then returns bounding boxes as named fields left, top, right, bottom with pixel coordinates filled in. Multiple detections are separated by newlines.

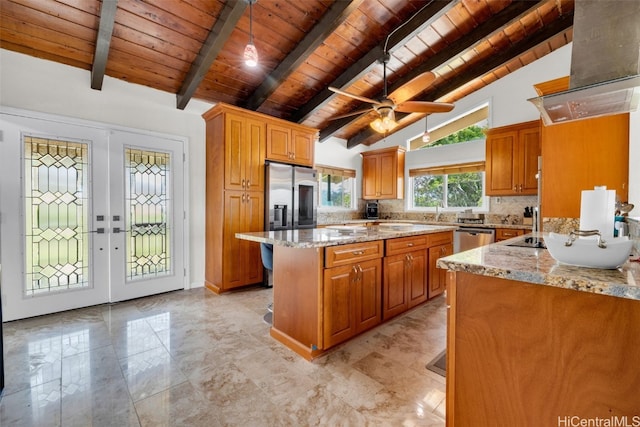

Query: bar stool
left=260, top=243, right=274, bottom=324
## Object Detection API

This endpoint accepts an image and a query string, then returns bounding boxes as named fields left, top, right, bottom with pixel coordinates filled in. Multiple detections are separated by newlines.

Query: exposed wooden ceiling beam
left=290, top=0, right=457, bottom=124
left=345, top=12, right=575, bottom=149
left=242, top=0, right=364, bottom=112
left=91, top=0, right=118, bottom=90
left=176, top=1, right=247, bottom=110
left=320, top=0, right=547, bottom=142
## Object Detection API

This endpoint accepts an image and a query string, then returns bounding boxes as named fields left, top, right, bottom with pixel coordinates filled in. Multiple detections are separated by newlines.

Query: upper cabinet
left=361, top=146, right=406, bottom=200
left=534, top=78, right=630, bottom=218
left=485, top=120, right=541, bottom=196
left=223, top=112, right=266, bottom=192
left=266, top=123, right=316, bottom=167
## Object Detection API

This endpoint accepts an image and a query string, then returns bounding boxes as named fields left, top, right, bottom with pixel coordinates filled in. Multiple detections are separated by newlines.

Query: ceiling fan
left=329, top=53, right=455, bottom=133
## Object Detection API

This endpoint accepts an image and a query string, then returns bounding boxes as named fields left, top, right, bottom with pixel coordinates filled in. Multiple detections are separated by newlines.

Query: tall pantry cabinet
left=204, top=104, right=265, bottom=293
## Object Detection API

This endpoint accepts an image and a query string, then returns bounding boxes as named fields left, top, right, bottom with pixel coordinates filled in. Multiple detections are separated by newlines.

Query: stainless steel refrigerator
left=265, top=162, right=317, bottom=231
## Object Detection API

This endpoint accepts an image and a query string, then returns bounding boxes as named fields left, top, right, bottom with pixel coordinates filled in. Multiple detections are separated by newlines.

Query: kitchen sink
left=505, top=236, right=546, bottom=249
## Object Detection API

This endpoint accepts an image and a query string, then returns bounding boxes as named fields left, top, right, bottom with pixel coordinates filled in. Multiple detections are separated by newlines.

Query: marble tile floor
left=0, top=287, right=447, bottom=426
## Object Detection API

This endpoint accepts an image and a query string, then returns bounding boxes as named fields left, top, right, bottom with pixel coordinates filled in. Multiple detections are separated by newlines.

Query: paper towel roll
left=579, top=186, right=616, bottom=238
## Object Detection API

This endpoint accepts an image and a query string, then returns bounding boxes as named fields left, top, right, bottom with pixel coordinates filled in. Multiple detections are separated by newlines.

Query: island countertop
left=235, top=224, right=458, bottom=248
left=437, top=233, right=640, bottom=301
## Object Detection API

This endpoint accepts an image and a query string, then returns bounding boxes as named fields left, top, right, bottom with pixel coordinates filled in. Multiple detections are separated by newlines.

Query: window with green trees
left=410, top=161, right=487, bottom=210
left=317, top=165, right=356, bottom=209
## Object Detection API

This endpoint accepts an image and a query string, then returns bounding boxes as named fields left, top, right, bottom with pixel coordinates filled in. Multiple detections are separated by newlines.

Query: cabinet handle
left=352, top=250, right=365, bottom=255
left=407, top=242, right=414, bottom=247
left=246, top=179, right=250, bottom=188
left=518, top=184, right=523, bottom=192
left=357, top=265, right=363, bottom=281
left=242, top=179, right=246, bottom=188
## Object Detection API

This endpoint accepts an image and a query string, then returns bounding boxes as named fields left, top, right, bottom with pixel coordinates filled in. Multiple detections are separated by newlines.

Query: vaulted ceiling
left=0, top=0, right=575, bottom=148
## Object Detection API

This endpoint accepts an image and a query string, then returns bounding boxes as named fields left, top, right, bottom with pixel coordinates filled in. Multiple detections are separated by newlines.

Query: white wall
left=0, top=49, right=214, bottom=288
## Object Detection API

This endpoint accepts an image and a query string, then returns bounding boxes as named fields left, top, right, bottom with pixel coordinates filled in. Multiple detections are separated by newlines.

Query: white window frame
left=317, top=167, right=357, bottom=211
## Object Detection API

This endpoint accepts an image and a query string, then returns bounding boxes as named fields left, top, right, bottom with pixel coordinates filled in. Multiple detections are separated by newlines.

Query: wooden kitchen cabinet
left=534, top=77, right=629, bottom=219
left=541, top=115, right=629, bottom=218
left=323, top=242, right=383, bottom=348
left=427, top=231, right=453, bottom=299
left=485, top=121, right=540, bottom=196
left=266, top=122, right=316, bottom=167
left=203, top=104, right=266, bottom=293
left=495, top=228, right=526, bottom=242
left=361, top=146, right=406, bottom=200
left=383, top=235, right=429, bottom=320
left=221, top=191, right=264, bottom=288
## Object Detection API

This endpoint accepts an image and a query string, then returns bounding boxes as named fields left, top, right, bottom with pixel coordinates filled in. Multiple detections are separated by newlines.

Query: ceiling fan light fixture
left=244, top=0, right=258, bottom=67
left=370, top=106, right=397, bottom=133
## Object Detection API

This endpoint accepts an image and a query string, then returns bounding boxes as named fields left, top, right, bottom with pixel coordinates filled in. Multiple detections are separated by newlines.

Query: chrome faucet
left=435, top=201, right=442, bottom=222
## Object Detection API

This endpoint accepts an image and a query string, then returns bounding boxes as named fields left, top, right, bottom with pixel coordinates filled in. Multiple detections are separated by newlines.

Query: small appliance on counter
left=365, top=201, right=379, bottom=219
left=456, top=210, right=485, bottom=225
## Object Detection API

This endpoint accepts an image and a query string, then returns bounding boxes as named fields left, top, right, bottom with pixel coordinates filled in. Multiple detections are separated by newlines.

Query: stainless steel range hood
left=529, top=0, right=640, bottom=125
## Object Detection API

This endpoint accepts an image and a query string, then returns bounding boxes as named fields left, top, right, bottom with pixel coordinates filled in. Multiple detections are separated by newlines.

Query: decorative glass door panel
left=108, top=130, right=185, bottom=302
left=0, top=111, right=186, bottom=321
left=24, top=136, right=90, bottom=295
left=125, top=148, right=171, bottom=281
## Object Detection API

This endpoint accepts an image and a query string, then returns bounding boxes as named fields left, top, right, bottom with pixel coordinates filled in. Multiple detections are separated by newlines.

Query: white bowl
left=545, top=232, right=633, bottom=269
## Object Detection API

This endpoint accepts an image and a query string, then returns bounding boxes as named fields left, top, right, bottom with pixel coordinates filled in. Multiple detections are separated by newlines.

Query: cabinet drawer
left=426, top=231, right=453, bottom=247
left=496, top=228, right=526, bottom=241
left=385, top=235, right=429, bottom=256
left=325, top=240, right=383, bottom=268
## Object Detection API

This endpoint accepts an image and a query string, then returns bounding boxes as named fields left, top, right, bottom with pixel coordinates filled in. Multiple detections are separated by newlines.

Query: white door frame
left=0, top=107, right=190, bottom=321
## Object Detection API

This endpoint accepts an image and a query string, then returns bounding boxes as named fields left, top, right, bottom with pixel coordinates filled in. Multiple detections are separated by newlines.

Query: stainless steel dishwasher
left=453, top=227, right=495, bottom=253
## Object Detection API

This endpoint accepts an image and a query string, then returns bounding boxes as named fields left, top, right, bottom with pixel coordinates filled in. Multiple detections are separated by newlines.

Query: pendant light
left=244, top=0, right=258, bottom=67
left=422, top=115, right=430, bottom=143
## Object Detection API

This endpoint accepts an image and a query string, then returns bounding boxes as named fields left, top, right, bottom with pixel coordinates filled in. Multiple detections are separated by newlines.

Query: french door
left=0, top=111, right=186, bottom=321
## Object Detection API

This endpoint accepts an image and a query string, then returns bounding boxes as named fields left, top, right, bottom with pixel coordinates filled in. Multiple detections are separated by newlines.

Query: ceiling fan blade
left=329, top=86, right=380, bottom=105
left=329, top=107, right=375, bottom=120
left=389, top=72, right=436, bottom=104
left=395, top=101, right=455, bottom=114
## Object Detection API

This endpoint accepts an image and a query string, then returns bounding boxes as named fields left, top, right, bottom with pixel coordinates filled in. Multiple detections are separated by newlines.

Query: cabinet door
left=378, top=151, right=398, bottom=199
left=291, top=130, right=314, bottom=166
left=242, top=192, right=264, bottom=285
left=362, top=154, right=379, bottom=199
left=383, top=253, right=409, bottom=320
left=245, top=118, right=265, bottom=192
left=222, top=191, right=263, bottom=290
left=355, top=259, right=382, bottom=333
left=486, top=130, right=517, bottom=195
left=224, top=114, right=246, bottom=190
left=541, top=114, right=629, bottom=218
left=323, top=264, right=356, bottom=348
left=222, top=191, right=244, bottom=288
left=519, top=126, right=540, bottom=194
left=428, top=244, right=451, bottom=298
left=408, top=250, right=428, bottom=308
left=266, top=123, right=291, bottom=163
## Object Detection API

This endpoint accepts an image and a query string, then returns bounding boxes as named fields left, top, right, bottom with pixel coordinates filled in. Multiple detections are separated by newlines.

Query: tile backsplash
left=318, top=195, right=539, bottom=225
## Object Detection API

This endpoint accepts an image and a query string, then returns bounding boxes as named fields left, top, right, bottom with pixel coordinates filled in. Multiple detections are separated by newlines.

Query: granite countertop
left=319, top=219, right=531, bottom=230
left=236, top=224, right=458, bottom=248
left=437, top=233, right=640, bottom=301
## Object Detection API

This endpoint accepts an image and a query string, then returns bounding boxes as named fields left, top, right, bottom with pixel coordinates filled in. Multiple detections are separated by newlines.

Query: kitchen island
left=437, top=234, right=640, bottom=426
left=236, top=224, right=457, bottom=360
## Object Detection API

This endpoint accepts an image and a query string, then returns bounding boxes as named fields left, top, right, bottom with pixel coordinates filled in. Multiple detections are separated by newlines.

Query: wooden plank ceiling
left=0, top=0, right=575, bottom=148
